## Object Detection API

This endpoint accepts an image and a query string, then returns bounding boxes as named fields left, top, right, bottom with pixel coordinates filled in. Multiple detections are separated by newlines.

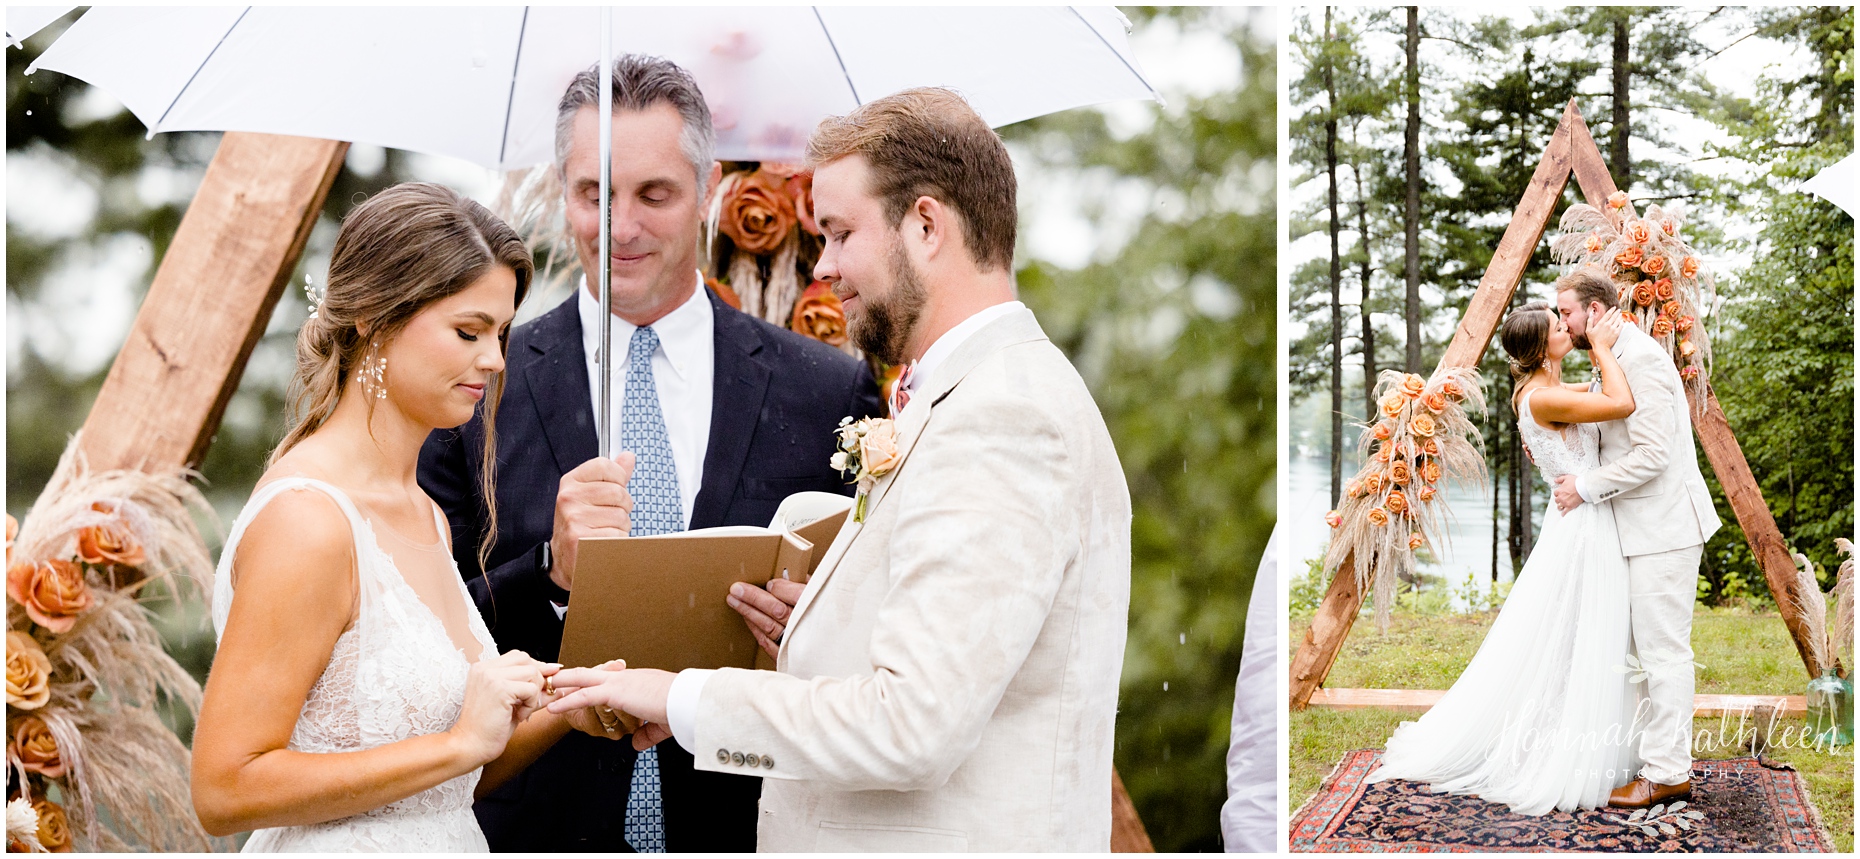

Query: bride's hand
left=446, top=650, right=554, bottom=767
left=1587, top=308, right=1624, bottom=351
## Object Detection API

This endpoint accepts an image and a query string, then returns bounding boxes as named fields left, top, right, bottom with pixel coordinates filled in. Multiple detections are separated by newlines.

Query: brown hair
left=1499, top=300, right=1553, bottom=402
left=805, top=87, right=1017, bottom=272
left=273, top=182, right=533, bottom=572
left=1553, top=266, right=1619, bottom=312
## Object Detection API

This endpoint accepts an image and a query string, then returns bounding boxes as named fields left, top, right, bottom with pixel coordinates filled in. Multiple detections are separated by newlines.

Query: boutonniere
left=831, top=416, right=900, bottom=523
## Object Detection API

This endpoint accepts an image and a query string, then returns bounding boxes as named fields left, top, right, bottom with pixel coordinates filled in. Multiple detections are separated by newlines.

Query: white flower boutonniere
left=832, top=416, right=900, bottom=522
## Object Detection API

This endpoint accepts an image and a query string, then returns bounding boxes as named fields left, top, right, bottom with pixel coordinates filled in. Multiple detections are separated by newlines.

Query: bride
left=190, top=183, right=612, bottom=850
left=1364, top=298, right=1644, bottom=816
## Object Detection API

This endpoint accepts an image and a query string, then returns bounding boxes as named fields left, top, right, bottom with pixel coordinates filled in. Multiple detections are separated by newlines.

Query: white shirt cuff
left=666, top=668, right=714, bottom=755
left=550, top=600, right=566, bottom=621
left=1575, top=475, right=1597, bottom=504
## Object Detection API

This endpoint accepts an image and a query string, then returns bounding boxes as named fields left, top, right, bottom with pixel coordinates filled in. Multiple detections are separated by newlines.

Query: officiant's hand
left=550, top=452, right=637, bottom=590
left=1552, top=473, right=1583, bottom=514
left=728, top=579, right=805, bottom=658
left=547, top=666, right=677, bottom=751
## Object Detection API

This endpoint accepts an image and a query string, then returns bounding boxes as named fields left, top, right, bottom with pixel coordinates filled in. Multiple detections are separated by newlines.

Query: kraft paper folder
left=558, top=492, right=852, bottom=673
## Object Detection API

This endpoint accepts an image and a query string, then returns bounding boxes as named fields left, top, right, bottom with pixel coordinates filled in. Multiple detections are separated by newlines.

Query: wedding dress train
left=211, top=477, right=497, bottom=851
left=1364, top=391, right=1643, bottom=815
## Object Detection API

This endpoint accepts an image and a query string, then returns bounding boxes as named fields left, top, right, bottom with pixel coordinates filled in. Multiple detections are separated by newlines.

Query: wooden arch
left=1290, top=100, right=1824, bottom=711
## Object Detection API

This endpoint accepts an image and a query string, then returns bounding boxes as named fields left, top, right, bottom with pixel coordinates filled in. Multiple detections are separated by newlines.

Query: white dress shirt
left=664, top=299, right=1028, bottom=749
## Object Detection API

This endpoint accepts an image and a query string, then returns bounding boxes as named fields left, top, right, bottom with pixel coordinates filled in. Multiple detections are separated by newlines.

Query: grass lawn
left=1289, top=606, right=1854, bottom=852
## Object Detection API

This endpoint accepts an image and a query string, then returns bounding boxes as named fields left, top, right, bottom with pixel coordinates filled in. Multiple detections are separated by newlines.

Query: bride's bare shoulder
left=231, top=477, right=357, bottom=591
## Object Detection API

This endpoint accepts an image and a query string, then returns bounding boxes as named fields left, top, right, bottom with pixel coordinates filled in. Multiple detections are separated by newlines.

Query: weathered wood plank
left=1309, top=687, right=1808, bottom=718
left=77, top=132, right=348, bottom=473
left=1111, top=768, right=1155, bottom=852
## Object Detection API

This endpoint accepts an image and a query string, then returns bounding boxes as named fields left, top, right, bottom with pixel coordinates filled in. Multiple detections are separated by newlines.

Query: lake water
left=1285, top=450, right=1520, bottom=610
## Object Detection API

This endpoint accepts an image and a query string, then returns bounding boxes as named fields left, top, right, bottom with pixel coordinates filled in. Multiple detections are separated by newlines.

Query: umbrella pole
left=597, top=6, right=614, bottom=458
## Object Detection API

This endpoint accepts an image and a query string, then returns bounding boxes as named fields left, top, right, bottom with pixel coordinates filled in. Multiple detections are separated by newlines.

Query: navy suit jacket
left=418, top=287, right=883, bottom=852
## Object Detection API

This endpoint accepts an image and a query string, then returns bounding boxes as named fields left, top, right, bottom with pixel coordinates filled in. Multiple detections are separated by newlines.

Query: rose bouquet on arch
left=1322, top=368, right=1487, bottom=632
left=5, top=437, right=225, bottom=851
left=1550, top=192, right=1714, bottom=410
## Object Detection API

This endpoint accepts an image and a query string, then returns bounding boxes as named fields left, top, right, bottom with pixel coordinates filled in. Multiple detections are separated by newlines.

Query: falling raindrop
left=1179, top=633, right=1186, bottom=645
left=1162, top=681, right=1169, bottom=691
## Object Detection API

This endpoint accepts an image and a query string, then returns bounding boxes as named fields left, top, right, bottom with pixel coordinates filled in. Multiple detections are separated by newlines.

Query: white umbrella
left=26, top=5, right=1159, bottom=453
left=1799, top=153, right=1856, bottom=219
left=5, top=5, right=75, bottom=48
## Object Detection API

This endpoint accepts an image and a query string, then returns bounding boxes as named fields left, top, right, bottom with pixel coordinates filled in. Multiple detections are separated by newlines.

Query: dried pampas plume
left=1790, top=552, right=1833, bottom=675
left=1835, top=539, right=1854, bottom=672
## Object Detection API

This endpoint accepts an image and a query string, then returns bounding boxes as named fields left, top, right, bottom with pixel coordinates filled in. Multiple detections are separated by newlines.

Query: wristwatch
left=535, top=540, right=553, bottom=575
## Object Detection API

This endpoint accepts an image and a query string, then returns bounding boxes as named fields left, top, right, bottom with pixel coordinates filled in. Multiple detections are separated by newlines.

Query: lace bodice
left=1518, top=389, right=1601, bottom=484
left=210, top=477, right=497, bottom=852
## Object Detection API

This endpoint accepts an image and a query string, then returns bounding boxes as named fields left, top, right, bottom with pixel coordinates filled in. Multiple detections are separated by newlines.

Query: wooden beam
left=1110, top=768, right=1155, bottom=852
left=1308, top=687, right=1808, bottom=718
left=76, top=133, right=348, bottom=472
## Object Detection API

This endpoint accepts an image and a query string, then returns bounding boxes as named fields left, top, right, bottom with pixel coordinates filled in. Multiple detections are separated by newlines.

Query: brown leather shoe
left=1607, top=777, right=1692, bottom=808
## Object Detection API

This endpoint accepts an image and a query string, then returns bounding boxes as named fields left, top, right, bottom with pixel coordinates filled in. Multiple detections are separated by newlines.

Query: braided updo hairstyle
left=1499, top=300, right=1553, bottom=402
left=273, top=182, right=533, bottom=572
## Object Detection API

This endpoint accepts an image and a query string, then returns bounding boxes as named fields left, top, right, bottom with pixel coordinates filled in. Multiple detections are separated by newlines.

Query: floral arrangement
left=831, top=417, right=900, bottom=523
left=1322, top=368, right=1487, bottom=631
left=1549, top=192, right=1714, bottom=409
left=1792, top=541, right=1855, bottom=677
left=5, top=437, right=222, bottom=851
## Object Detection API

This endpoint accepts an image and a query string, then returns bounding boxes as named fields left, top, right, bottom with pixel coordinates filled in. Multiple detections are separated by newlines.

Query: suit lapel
left=522, top=295, right=599, bottom=476
left=781, top=307, right=1049, bottom=648
left=691, top=290, right=771, bottom=530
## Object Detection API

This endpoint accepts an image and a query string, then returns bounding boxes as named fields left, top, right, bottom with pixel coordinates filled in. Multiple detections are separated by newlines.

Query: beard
left=1569, top=328, right=1593, bottom=351
left=846, top=238, right=928, bottom=366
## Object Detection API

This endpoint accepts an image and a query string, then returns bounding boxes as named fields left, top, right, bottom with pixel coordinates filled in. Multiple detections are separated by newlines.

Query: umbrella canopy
left=1798, top=153, right=1856, bottom=219
left=6, top=5, right=76, bottom=48
left=26, top=5, right=1158, bottom=167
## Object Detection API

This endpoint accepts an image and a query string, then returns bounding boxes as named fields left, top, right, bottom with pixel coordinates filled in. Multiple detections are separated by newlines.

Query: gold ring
left=542, top=676, right=555, bottom=696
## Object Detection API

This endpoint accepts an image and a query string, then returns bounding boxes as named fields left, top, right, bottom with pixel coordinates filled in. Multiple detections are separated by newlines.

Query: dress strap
left=212, top=476, right=375, bottom=639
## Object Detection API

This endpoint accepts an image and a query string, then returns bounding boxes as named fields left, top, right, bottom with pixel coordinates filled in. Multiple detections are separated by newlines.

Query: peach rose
left=1421, top=438, right=1440, bottom=457
left=1679, top=339, right=1697, bottom=357
left=1632, top=282, right=1656, bottom=307
left=1345, top=479, right=1362, bottom=499
left=1662, top=299, right=1682, bottom=318
left=1676, top=315, right=1695, bottom=332
left=1409, top=413, right=1437, bottom=438
left=1367, top=507, right=1390, bottom=527
left=859, top=420, right=900, bottom=477
left=1401, top=374, right=1426, bottom=397
left=1440, top=380, right=1464, bottom=400
left=1608, top=191, right=1629, bottom=209
left=1584, top=235, right=1605, bottom=254
left=1659, top=216, right=1678, bottom=236
left=6, top=631, right=51, bottom=710
left=7, top=559, right=90, bottom=633
left=1418, top=485, right=1437, bottom=503
left=1620, top=310, right=1638, bottom=324
left=1422, top=459, right=1442, bottom=484
left=1372, top=422, right=1392, bottom=441
left=1375, top=444, right=1392, bottom=463
left=1408, top=532, right=1425, bottom=550
left=1654, top=278, right=1675, bottom=301
left=1615, top=246, right=1644, bottom=269
left=1422, top=391, right=1448, bottom=414
left=12, top=716, right=65, bottom=778
left=32, top=798, right=69, bottom=853
left=1640, top=254, right=1666, bottom=276
left=719, top=169, right=797, bottom=255
left=76, top=502, right=144, bottom=570
left=706, top=277, right=741, bottom=311
left=1390, top=461, right=1412, bottom=486
left=1325, top=510, right=1343, bottom=529
left=1652, top=315, right=1674, bottom=337
left=1680, top=365, right=1700, bottom=381
left=1385, top=490, right=1408, bottom=515
left=789, top=281, right=848, bottom=347
left=784, top=170, right=819, bottom=236
left=1380, top=394, right=1405, bottom=419
left=1626, top=221, right=1651, bottom=244
left=1680, top=256, right=1700, bottom=278
left=1364, top=472, right=1384, bottom=494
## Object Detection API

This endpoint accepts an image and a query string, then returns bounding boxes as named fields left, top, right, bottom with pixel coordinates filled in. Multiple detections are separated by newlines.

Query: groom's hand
left=549, top=452, right=637, bottom=590
left=1552, top=474, right=1583, bottom=514
left=728, top=579, right=805, bottom=659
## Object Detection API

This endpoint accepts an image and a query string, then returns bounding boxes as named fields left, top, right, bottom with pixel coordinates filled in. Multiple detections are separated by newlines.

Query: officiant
left=418, top=56, right=883, bottom=852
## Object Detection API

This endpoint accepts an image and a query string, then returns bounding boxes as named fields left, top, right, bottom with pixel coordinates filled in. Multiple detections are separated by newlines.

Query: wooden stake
left=76, top=132, right=347, bottom=473
left=1111, top=768, right=1155, bottom=852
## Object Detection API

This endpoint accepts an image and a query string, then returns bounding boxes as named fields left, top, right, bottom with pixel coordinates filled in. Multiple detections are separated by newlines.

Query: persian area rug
left=1291, top=749, right=1835, bottom=852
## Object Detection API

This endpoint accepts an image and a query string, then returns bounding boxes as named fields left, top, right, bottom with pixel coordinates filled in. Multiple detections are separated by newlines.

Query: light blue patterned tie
left=621, top=325, right=680, bottom=853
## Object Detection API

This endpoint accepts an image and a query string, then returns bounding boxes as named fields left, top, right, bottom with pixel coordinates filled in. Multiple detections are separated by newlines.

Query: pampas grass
left=1792, top=552, right=1833, bottom=674
left=1835, top=539, right=1854, bottom=674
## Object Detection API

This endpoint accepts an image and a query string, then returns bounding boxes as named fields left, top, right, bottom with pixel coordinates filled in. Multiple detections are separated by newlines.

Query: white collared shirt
left=577, top=271, right=714, bottom=526
left=663, top=299, right=1027, bottom=751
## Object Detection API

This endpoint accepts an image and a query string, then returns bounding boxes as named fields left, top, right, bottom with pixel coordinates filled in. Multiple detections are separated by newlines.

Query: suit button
left=745, top=754, right=761, bottom=768
left=732, top=751, right=745, bottom=766
left=716, top=748, right=730, bottom=764
left=762, top=755, right=774, bottom=771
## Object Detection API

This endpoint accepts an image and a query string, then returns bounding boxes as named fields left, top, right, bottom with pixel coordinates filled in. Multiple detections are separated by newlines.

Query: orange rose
left=1440, top=380, right=1464, bottom=400
left=1367, top=508, right=1390, bottom=527
left=1676, top=315, right=1695, bottom=332
left=77, top=502, right=144, bottom=570
left=1615, top=246, right=1644, bottom=268
left=1662, top=299, right=1682, bottom=318
left=1584, top=235, right=1605, bottom=254
left=1418, top=485, right=1437, bottom=502
left=6, top=559, right=90, bottom=633
left=1325, top=510, right=1343, bottom=529
left=784, top=170, right=819, bottom=236
left=1640, top=254, right=1666, bottom=276
left=1375, top=444, right=1392, bottom=463
left=1364, top=472, right=1384, bottom=494
left=1652, top=315, right=1674, bottom=337
left=706, top=277, right=741, bottom=311
left=789, top=281, right=848, bottom=348
left=1680, top=256, right=1700, bottom=278
left=1344, top=479, right=1362, bottom=499
left=6, top=631, right=51, bottom=710
left=1385, top=490, right=1408, bottom=515
left=1408, top=532, right=1425, bottom=550
left=1626, top=221, right=1651, bottom=244
left=1680, top=365, right=1700, bottom=381
left=1372, top=422, right=1392, bottom=441
left=1631, top=282, right=1656, bottom=307
left=1390, top=461, right=1412, bottom=486
left=1421, top=438, right=1440, bottom=457
left=1679, top=339, right=1697, bottom=357
left=1422, top=391, right=1448, bottom=414
left=719, top=169, right=797, bottom=255
left=1659, top=216, right=1678, bottom=236
left=1401, top=374, right=1426, bottom=397
left=32, top=798, right=70, bottom=852
left=1409, top=413, right=1438, bottom=438
left=1608, top=191, right=1629, bottom=209
left=1380, top=394, right=1405, bottom=419
left=1654, top=278, right=1675, bottom=301
left=1422, top=459, right=1442, bottom=483
left=1621, top=311, right=1638, bottom=324
left=12, top=716, right=66, bottom=778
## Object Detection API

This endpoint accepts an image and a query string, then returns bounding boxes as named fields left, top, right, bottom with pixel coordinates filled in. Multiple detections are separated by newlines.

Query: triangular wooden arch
left=1290, top=100, right=1825, bottom=710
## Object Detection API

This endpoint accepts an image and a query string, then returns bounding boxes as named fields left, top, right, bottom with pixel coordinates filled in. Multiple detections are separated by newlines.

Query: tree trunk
left=1403, top=6, right=1422, bottom=373
left=1354, top=156, right=1376, bottom=421
left=1611, top=15, right=1631, bottom=188
left=1327, top=6, right=1344, bottom=508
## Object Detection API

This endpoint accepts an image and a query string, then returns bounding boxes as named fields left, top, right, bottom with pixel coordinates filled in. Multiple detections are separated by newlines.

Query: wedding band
left=542, top=676, right=555, bottom=696
left=596, top=705, right=619, bottom=734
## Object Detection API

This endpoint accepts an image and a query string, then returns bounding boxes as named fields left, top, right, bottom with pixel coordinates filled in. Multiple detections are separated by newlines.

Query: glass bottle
left=1805, top=667, right=1853, bottom=748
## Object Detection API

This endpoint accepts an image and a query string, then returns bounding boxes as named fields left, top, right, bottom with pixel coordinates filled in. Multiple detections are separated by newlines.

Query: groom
left=1551, top=268, right=1722, bottom=808
left=549, top=87, right=1133, bottom=851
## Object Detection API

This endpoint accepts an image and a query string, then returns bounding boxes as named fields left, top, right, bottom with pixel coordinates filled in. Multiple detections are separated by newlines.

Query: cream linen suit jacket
left=686, top=307, right=1132, bottom=851
left=1584, top=323, right=1721, bottom=557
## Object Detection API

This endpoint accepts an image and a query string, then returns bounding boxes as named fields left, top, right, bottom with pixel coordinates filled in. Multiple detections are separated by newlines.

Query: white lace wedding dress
left=1364, top=390, right=1643, bottom=815
left=211, top=477, right=498, bottom=851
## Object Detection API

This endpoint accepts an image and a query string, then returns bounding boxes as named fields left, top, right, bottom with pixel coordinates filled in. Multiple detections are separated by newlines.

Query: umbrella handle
left=596, top=6, right=614, bottom=460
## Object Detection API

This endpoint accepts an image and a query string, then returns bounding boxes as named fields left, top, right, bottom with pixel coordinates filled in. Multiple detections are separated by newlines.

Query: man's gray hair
left=554, top=55, right=716, bottom=190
